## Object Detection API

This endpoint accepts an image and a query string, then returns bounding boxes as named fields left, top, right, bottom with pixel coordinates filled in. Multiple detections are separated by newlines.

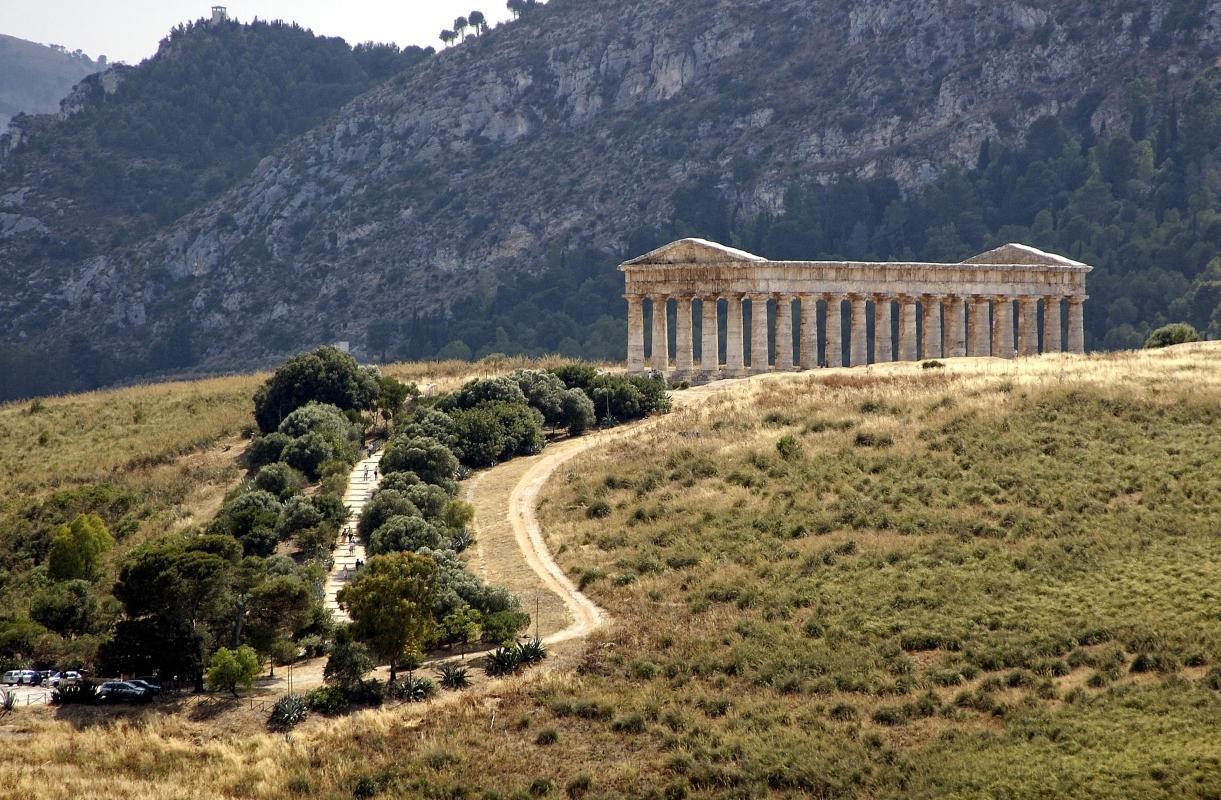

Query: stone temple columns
left=725, top=294, right=745, bottom=376
left=1067, top=297, right=1085, bottom=354
left=898, top=296, right=918, bottom=361
left=921, top=295, right=942, bottom=359
left=622, top=238, right=1092, bottom=380
left=991, top=296, right=1015, bottom=359
left=873, top=295, right=893, bottom=363
left=626, top=294, right=645, bottom=374
left=675, top=296, right=694, bottom=374
left=651, top=295, right=669, bottom=371
left=700, top=296, right=719, bottom=376
left=945, top=296, right=966, bottom=358
left=849, top=295, right=868, bottom=367
left=774, top=295, right=794, bottom=371
left=1043, top=297, right=1062, bottom=353
left=969, top=296, right=990, bottom=357
left=749, top=294, right=770, bottom=374
left=824, top=295, right=843, bottom=368
left=799, top=295, right=818, bottom=369
left=1017, top=297, right=1038, bottom=356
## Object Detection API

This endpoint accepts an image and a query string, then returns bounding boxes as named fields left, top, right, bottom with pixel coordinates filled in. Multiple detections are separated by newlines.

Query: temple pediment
left=962, top=243, right=1086, bottom=267
left=622, top=238, right=766, bottom=267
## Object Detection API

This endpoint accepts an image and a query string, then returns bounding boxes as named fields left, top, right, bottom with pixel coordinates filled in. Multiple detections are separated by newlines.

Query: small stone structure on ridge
left=620, top=238, right=1090, bottom=379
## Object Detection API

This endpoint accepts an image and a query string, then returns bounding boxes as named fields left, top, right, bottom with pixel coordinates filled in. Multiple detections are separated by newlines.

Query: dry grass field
left=1, top=344, right=1218, bottom=799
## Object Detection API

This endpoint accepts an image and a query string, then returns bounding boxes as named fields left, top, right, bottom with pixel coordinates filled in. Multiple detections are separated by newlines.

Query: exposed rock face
left=1, top=0, right=1218, bottom=376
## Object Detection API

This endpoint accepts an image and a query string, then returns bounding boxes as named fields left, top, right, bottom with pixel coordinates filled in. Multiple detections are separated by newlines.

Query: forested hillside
left=1, top=0, right=1219, bottom=400
left=0, top=18, right=428, bottom=397
left=0, top=34, right=103, bottom=130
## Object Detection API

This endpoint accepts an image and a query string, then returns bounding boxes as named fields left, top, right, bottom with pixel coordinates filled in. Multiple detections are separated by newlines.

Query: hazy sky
left=0, top=1, right=514, bottom=64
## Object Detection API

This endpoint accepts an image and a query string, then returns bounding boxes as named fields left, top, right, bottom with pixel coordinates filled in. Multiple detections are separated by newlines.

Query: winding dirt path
left=463, top=375, right=769, bottom=646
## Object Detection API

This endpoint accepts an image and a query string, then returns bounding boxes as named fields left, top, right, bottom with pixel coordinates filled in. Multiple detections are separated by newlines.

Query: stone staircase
left=322, top=449, right=383, bottom=622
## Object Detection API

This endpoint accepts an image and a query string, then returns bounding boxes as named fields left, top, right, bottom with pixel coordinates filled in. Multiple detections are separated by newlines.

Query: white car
left=1, top=671, right=20, bottom=685
left=49, top=671, right=85, bottom=688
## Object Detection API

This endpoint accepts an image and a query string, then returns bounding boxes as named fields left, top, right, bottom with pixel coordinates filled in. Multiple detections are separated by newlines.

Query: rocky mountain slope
left=2, top=0, right=1219, bottom=398
left=0, top=34, right=103, bottom=130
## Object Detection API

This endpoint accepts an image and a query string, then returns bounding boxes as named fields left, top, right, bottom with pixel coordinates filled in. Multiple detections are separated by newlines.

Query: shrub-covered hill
left=2, top=0, right=1220, bottom=401
left=4, top=344, right=1219, bottom=799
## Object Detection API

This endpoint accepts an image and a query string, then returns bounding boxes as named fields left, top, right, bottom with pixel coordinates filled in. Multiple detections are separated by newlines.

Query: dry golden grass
left=1, top=344, right=1218, bottom=800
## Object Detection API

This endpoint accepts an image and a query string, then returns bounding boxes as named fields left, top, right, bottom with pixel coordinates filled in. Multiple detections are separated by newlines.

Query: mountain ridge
left=2, top=0, right=1219, bottom=398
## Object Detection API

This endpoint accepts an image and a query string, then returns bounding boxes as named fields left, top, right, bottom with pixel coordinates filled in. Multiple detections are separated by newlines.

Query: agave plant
left=484, top=646, right=521, bottom=677
left=517, top=639, right=547, bottom=665
left=269, top=695, right=308, bottom=729
left=438, top=663, right=470, bottom=690
left=391, top=674, right=436, bottom=703
left=449, top=530, right=474, bottom=553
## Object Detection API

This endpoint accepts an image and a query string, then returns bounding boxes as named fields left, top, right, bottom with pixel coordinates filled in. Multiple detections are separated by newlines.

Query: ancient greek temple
left=621, top=239, right=1090, bottom=378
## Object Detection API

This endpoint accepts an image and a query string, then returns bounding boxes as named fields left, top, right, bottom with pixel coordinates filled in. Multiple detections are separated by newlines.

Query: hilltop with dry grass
left=0, top=343, right=1217, bottom=799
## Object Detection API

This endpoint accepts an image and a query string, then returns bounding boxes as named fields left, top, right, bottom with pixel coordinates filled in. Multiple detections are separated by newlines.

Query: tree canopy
left=338, top=552, right=440, bottom=682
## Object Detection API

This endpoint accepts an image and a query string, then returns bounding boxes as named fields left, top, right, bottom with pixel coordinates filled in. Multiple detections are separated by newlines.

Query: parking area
left=3, top=684, right=53, bottom=707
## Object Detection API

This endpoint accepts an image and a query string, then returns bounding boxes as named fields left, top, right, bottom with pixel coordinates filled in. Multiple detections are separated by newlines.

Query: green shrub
left=481, top=610, right=530, bottom=646
left=1144, top=323, right=1199, bottom=348
left=305, top=686, right=350, bottom=714
left=612, top=713, right=647, bottom=733
left=282, top=432, right=335, bottom=480
left=253, top=346, right=378, bottom=433
left=269, top=695, right=308, bottom=728
left=248, top=433, right=292, bottom=468
left=775, top=434, right=802, bottom=460
left=535, top=727, right=559, bottom=745
left=253, top=462, right=304, bottom=499
left=921, top=360, right=945, bottom=369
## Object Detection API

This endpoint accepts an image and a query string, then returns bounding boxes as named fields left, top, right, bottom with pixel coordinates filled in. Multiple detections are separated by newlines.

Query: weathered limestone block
left=825, top=295, right=843, bottom=368
left=1043, top=297, right=1062, bottom=353
left=898, top=297, right=917, bottom=361
left=798, top=295, right=818, bottom=369
left=675, top=295, right=694, bottom=374
left=1067, top=298, right=1085, bottom=354
left=849, top=296, right=868, bottom=367
left=873, top=295, right=893, bottom=363
left=921, top=295, right=942, bottom=359
left=749, top=293, right=770, bottom=374
left=725, top=294, right=745, bottom=376
left=774, top=295, right=794, bottom=371
left=651, top=295, right=669, bottom=371
left=627, top=294, right=646, bottom=373
left=700, top=296, right=719, bottom=373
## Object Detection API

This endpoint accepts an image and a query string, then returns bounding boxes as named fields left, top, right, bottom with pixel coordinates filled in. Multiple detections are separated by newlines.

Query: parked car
left=97, top=681, right=149, bottom=703
left=1, top=670, right=21, bottom=685
left=127, top=679, right=161, bottom=697
left=36, top=670, right=54, bottom=686
left=16, top=670, right=38, bottom=685
left=49, top=670, right=87, bottom=688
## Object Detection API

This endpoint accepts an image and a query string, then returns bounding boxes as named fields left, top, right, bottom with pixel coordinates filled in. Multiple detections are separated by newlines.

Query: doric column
left=944, top=296, right=966, bottom=358
left=724, top=294, right=745, bottom=376
left=898, top=296, right=918, bottom=361
left=849, top=295, right=868, bottom=367
left=873, top=294, right=893, bottom=363
left=749, top=293, right=770, bottom=374
left=626, top=294, right=646, bottom=374
left=774, top=295, right=794, bottom=371
left=969, top=296, right=990, bottom=357
left=674, top=295, right=694, bottom=375
left=991, top=297, right=1014, bottom=359
left=798, top=294, right=818, bottom=370
left=700, top=296, right=719, bottom=374
left=824, top=295, right=843, bottom=368
left=921, top=295, right=942, bottom=360
left=650, top=295, right=669, bottom=372
left=1067, top=297, right=1085, bottom=354
left=1017, top=297, right=1038, bottom=356
left=1043, top=297, right=1062, bottom=353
